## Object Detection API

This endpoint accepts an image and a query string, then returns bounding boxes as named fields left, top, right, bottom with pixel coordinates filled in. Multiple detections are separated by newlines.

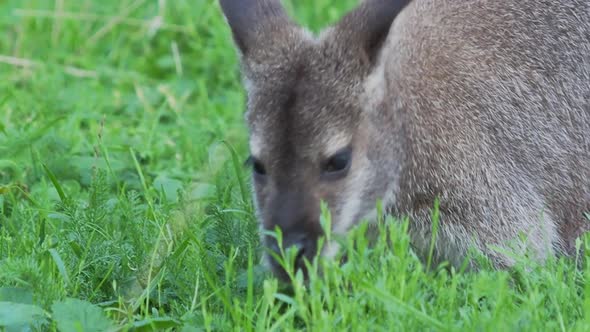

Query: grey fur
left=220, top=0, right=590, bottom=277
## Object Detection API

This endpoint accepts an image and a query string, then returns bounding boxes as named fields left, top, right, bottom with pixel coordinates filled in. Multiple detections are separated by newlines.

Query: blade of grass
left=85, top=0, right=147, bottom=47
left=219, top=140, right=250, bottom=206
left=42, top=163, right=67, bottom=203
left=48, top=248, right=71, bottom=286
left=129, top=147, right=155, bottom=219
left=426, top=197, right=440, bottom=272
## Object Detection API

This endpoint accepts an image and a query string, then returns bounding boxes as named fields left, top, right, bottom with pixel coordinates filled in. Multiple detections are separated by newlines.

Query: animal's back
left=378, top=0, right=590, bottom=264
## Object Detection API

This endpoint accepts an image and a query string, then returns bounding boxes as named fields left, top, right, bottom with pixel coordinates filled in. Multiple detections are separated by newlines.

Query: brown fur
left=219, top=0, right=590, bottom=278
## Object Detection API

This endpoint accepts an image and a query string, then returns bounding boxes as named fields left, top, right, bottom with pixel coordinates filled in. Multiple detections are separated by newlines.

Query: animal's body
left=219, top=0, right=590, bottom=279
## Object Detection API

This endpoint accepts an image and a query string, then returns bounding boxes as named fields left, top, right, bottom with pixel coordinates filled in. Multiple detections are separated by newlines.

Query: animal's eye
left=253, top=160, right=266, bottom=176
left=322, top=147, right=352, bottom=179
left=246, top=156, right=267, bottom=176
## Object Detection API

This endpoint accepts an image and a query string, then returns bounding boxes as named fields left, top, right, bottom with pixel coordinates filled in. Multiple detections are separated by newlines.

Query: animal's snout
left=265, top=231, right=318, bottom=280
left=263, top=190, right=324, bottom=280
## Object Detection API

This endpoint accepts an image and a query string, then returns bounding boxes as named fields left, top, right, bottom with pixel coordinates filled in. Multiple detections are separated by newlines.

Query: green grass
left=1, top=0, right=589, bottom=331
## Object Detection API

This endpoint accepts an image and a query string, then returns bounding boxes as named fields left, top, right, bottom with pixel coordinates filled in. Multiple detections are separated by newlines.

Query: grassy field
left=1, top=0, right=589, bottom=331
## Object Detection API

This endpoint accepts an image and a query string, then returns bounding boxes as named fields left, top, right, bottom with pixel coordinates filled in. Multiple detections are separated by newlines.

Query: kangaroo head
left=220, top=0, right=409, bottom=280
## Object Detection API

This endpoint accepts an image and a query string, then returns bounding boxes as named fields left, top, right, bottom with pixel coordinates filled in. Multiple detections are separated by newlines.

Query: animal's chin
left=265, top=250, right=350, bottom=283
left=265, top=253, right=310, bottom=282
left=268, top=261, right=355, bottom=285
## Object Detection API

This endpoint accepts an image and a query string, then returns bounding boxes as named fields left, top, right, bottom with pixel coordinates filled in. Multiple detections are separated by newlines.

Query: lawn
left=1, top=0, right=589, bottom=331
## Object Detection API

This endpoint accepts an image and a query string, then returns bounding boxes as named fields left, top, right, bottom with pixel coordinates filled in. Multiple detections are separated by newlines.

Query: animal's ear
left=334, top=0, right=411, bottom=63
left=219, top=0, right=295, bottom=56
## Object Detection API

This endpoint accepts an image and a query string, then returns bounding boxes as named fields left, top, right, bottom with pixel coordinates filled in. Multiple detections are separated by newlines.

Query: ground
left=0, top=0, right=589, bottom=331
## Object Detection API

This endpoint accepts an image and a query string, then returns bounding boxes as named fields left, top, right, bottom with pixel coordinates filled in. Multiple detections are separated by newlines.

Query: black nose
left=266, top=232, right=316, bottom=279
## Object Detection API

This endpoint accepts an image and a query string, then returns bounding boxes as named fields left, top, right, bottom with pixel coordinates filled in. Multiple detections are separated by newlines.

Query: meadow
left=1, top=0, right=589, bottom=330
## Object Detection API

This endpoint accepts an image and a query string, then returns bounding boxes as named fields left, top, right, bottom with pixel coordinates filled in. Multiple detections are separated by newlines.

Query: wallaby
left=219, top=0, right=590, bottom=280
